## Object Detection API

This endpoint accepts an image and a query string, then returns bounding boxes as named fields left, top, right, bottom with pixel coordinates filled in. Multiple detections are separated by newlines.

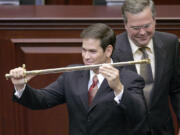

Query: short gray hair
left=121, top=0, right=156, bottom=23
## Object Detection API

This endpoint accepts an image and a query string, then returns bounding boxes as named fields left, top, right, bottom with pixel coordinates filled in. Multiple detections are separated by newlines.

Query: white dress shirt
left=88, top=70, right=124, bottom=104
left=128, top=38, right=155, bottom=79
left=14, top=85, right=26, bottom=98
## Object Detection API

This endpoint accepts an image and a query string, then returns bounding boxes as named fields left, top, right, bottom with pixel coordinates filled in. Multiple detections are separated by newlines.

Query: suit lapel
left=118, top=32, right=137, bottom=72
left=78, top=71, right=114, bottom=112
left=149, top=34, right=167, bottom=107
left=88, top=79, right=113, bottom=112
left=78, top=70, right=89, bottom=112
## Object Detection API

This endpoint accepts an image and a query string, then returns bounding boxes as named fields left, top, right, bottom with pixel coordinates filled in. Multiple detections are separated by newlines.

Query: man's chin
left=136, top=41, right=150, bottom=47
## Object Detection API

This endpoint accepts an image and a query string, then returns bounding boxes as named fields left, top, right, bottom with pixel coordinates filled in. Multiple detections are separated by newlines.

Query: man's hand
left=9, top=67, right=35, bottom=90
left=178, top=129, right=180, bottom=135
left=99, top=64, right=123, bottom=95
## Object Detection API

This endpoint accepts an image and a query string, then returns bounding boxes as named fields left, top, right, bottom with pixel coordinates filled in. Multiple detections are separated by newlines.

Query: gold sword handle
left=22, top=64, right=27, bottom=83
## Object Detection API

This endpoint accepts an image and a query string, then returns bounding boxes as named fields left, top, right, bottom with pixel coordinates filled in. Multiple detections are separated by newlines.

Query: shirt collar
left=89, top=70, right=104, bottom=85
left=128, top=37, right=153, bottom=54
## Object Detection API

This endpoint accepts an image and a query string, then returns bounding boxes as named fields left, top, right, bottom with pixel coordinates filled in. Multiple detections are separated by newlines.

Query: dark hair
left=121, top=0, right=156, bottom=24
left=80, top=23, right=116, bottom=52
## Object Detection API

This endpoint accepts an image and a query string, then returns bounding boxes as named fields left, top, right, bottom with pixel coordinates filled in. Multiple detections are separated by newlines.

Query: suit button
left=87, top=117, right=91, bottom=122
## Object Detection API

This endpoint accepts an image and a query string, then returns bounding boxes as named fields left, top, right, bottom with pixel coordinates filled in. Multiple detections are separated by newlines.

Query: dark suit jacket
left=13, top=67, right=147, bottom=135
left=112, top=31, right=180, bottom=135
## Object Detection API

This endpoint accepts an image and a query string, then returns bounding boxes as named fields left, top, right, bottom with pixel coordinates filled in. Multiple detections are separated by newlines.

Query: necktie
left=139, top=47, right=154, bottom=104
left=88, top=75, right=98, bottom=106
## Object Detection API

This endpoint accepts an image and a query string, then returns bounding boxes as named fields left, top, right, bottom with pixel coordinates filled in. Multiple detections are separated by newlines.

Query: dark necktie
left=139, top=47, right=154, bottom=104
left=88, top=75, right=98, bottom=106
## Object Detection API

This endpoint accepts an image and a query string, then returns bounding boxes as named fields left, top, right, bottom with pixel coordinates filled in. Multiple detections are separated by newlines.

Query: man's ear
left=153, top=19, right=156, bottom=26
left=124, top=23, right=128, bottom=31
left=105, top=45, right=113, bottom=57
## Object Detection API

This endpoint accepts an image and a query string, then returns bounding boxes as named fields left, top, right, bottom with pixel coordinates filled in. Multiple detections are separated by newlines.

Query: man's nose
left=139, top=28, right=146, bottom=35
left=84, top=52, right=90, bottom=59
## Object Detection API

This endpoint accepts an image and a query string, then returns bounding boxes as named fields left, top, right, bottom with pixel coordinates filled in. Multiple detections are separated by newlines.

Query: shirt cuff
left=14, top=84, right=26, bottom=98
left=114, top=85, right=124, bottom=104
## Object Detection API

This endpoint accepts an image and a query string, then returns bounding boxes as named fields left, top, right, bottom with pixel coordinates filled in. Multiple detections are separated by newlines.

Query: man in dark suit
left=9, top=23, right=146, bottom=135
left=112, top=0, right=180, bottom=134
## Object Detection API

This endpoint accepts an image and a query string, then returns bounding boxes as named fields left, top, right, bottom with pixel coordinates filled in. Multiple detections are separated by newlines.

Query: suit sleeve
left=169, top=37, right=180, bottom=123
left=118, top=68, right=147, bottom=132
left=13, top=74, right=66, bottom=110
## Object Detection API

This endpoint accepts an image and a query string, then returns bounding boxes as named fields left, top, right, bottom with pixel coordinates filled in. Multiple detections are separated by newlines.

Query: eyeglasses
left=129, top=23, right=153, bottom=31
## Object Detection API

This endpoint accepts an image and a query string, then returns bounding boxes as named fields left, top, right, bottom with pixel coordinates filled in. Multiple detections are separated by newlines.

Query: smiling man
left=112, top=0, right=180, bottom=135
left=9, top=23, right=146, bottom=135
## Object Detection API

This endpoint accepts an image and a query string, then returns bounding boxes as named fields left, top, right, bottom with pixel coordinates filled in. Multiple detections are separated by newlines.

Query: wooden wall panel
left=0, top=38, right=17, bottom=135
left=45, top=0, right=92, bottom=5
left=46, top=0, right=67, bottom=5
left=154, top=0, right=180, bottom=5
left=0, top=5, right=180, bottom=135
left=68, top=0, right=92, bottom=5
left=45, top=0, right=180, bottom=5
left=7, top=38, right=83, bottom=135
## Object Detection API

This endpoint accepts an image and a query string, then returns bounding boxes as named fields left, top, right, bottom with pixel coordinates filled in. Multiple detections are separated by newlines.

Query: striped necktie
left=88, top=75, right=98, bottom=106
left=139, top=47, right=154, bottom=104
